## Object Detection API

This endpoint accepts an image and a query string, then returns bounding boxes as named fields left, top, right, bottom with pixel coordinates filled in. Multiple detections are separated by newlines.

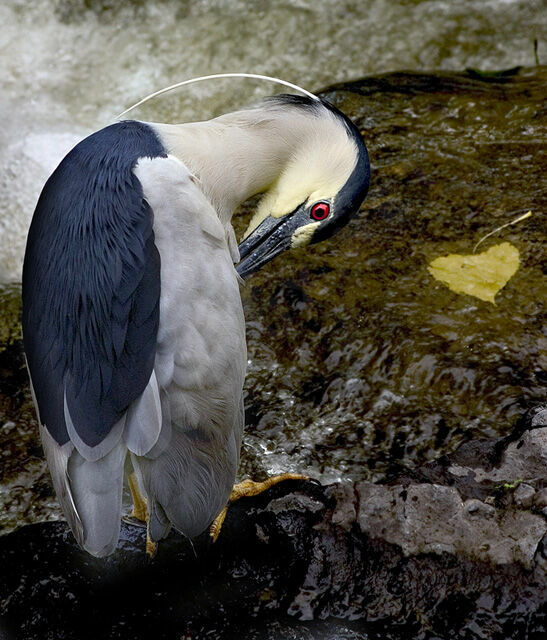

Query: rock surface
left=1, top=68, right=546, bottom=639
left=1, top=407, right=545, bottom=640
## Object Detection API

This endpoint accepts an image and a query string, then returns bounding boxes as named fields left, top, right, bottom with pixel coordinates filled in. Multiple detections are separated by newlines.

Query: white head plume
left=116, top=73, right=319, bottom=120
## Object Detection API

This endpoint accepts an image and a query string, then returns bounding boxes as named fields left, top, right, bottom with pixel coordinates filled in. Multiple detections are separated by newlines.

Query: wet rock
left=471, top=428, right=547, bottom=484
left=534, top=489, right=547, bottom=510
left=1, top=408, right=546, bottom=640
left=238, top=66, right=547, bottom=483
left=0, top=285, right=21, bottom=347
left=357, top=479, right=545, bottom=567
left=362, top=483, right=527, bottom=566
left=0, top=286, right=60, bottom=535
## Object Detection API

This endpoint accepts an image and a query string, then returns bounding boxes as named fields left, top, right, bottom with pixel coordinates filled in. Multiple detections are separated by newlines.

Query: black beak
left=236, top=215, right=296, bottom=279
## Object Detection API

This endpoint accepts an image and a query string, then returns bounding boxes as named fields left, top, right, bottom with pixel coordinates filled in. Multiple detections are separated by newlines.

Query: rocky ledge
left=1, top=406, right=545, bottom=640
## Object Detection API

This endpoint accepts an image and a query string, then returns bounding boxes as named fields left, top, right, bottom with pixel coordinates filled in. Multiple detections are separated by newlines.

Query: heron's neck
left=151, top=108, right=312, bottom=223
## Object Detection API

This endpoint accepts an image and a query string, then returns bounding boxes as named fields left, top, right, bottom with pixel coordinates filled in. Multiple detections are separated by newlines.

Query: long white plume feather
left=116, top=72, right=319, bottom=119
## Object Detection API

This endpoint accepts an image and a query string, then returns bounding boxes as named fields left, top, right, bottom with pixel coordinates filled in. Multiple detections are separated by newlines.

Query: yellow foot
left=209, top=473, right=308, bottom=542
left=146, top=533, right=157, bottom=558
left=128, top=472, right=157, bottom=558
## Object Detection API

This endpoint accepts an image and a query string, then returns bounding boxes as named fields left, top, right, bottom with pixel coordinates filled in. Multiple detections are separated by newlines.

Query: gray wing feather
left=39, top=424, right=83, bottom=543
left=124, top=370, right=162, bottom=456
left=41, top=419, right=127, bottom=557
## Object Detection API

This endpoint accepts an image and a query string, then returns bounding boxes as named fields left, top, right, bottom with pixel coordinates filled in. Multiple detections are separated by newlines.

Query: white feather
left=116, top=72, right=318, bottom=119
left=39, top=423, right=83, bottom=543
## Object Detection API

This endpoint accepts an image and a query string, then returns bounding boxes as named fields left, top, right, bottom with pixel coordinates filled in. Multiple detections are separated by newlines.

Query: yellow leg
left=145, top=531, right=158, bottom=559
left=210, top=473, right=308, bottom=542
left=128, top=473, right=148, bottom=521
left=128, top=473, right=157, bottom=558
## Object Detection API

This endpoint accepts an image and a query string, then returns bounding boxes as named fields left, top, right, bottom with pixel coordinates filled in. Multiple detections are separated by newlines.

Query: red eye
left=311, top=202, right=330, bottom=221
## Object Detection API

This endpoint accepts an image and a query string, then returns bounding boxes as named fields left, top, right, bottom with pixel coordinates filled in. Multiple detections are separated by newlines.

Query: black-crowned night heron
left=22, top=93, right=370, bottom=557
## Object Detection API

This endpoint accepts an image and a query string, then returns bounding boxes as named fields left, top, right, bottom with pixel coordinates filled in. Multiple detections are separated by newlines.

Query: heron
left=22, top=86, right=370, bottom=557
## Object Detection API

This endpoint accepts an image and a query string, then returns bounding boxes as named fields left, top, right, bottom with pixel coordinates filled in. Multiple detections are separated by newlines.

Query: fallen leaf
left=428, top=242, right=520, bottom=304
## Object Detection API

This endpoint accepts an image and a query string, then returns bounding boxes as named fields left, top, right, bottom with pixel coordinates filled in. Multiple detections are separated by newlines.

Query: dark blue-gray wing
left=22, top=121, right=166, bottom=449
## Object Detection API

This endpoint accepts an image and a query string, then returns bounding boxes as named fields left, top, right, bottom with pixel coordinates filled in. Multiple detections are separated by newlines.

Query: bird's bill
left=236, top=215, right=296, bottom=279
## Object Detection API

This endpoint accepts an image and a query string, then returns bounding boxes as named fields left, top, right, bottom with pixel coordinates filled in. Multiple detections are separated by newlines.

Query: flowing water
left=0, top=1, right=545, bottom=533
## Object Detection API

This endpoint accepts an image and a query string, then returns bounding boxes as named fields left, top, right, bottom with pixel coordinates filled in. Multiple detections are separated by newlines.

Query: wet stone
left=1, top=422, right=546, bottom=640
left=266, top=492, right=324, bottom=515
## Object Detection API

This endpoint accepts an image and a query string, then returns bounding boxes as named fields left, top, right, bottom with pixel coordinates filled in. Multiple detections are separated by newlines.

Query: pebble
left=513, top=484, right=535, bottom=509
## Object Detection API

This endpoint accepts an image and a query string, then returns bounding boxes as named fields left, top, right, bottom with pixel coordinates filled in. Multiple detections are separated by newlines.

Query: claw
left=209, top=473, right=308, bottom=541
left=146, top=533, right=157, bottom=558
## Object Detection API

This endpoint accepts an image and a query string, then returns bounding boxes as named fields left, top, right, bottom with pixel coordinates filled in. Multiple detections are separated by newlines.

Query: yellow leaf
left=428, top=242, right=520, bottom=304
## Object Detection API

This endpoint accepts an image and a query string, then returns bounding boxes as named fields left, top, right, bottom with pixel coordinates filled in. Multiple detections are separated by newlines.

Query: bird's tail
left=41, top=370, right=165, bottom=556
left=40, top=423, right=126, bottom=557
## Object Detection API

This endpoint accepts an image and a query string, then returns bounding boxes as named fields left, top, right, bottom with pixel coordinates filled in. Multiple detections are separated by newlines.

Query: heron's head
left=237, top=95, right=370, bottom=278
